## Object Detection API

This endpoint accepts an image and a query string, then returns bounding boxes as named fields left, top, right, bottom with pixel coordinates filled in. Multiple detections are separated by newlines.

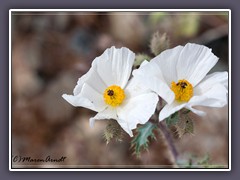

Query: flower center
left=171, top=79, right=193, bottom=102
left=103, top=85, right=125, bottom=107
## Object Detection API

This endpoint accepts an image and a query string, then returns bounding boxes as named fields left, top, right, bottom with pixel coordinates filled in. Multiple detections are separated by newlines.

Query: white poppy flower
left=133, top=43, right=228, bottom=121
left=62, top=46, right=159, bottom=136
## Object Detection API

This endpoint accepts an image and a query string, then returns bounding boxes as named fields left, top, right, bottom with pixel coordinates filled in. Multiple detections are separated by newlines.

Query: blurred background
left=11, top=11, right=229, bottom=168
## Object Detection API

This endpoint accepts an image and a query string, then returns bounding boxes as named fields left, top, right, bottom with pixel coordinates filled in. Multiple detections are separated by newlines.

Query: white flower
left=133, top=43, right=228, bottom=120
left=62, top=46, right=158, bottom=136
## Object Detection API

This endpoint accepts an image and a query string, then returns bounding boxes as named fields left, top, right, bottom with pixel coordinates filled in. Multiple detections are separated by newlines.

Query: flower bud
left=133, top=53, right=151, bottom=68
left=150, top=32, right=170, bottom=56
left=103, top=120, right=124, bottom=144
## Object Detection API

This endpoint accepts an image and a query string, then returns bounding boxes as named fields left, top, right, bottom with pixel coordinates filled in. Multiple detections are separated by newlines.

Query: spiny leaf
left=174, top=113, right=194, bottom=138
left=166, top=112, right=179, bottom=127
left=184, top=116, right=194, bottom=134
left=131, top=122, right=157, bottom=157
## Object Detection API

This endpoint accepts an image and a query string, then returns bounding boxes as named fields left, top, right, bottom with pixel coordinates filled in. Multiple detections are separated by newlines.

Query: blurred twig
left=193, top=24, right=228, bottom=45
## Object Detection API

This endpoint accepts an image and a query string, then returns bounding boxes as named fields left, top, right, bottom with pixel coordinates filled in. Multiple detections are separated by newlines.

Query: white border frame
left=9, top=9, right=231, bottom=171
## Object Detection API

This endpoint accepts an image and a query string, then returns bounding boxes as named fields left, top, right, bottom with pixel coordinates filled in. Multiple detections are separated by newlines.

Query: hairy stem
left=153, top=99, right=178, bottom=164
left=158, top=122, right=178, bottom=161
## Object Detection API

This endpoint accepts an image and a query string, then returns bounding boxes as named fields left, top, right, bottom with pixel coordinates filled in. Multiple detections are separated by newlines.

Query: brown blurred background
left=11, top=11, right=229, bottom=168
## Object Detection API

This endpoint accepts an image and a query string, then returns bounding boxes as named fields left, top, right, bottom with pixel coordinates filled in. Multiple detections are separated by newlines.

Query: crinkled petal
left=73, top=63, right=107, bottom=96
left=151, top=45, right=184, bottom=85
left=185, top=106, right=206, bottom=116
left=62, top=94, right=97, bottom=112
left=63, top=46, right=135, bottom=113
left=116, top=79, right=159, bottom=136
left=63, top=83, right=107, bottom=112
left=117, top=93, right=158, bottom=137
left=133, top=60, right=174, bottom=104
left=124, top=75, right=154, bottom=97
left=184, top=82, right=228, bottom=117
left=93, top=46, right=135, bottom=89
left=89, top=107, right=117, bottom=127
left=177, top=43, right=218, bottom=86
left=73, top=71, right=91, bottom=96
left=159, top=102, right=187, bottom=121
left=194, top=71, right=228, bottom=95
left=160, top=79, right=228, bottom=120
left=189, top=83, right=228, bottom=108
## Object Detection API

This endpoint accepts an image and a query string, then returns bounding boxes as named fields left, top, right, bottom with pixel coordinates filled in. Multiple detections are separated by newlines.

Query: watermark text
left=12, top=155, right=67, bottom=163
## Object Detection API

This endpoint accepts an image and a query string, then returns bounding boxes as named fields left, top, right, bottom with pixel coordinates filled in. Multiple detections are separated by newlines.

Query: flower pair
left=62, top=44, right=228, bottom=137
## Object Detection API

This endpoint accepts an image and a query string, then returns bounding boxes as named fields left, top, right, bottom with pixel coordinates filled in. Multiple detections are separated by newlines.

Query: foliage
left=166, top=110, right=194, bottom=138
left=174, top=114, right=194, bottom=138
left=131, top=122, right=158, bottom=157
left=166, top=112, right=179, bottom=127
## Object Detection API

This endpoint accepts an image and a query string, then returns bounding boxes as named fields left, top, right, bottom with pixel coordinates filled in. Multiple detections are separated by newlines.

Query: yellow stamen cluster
left=171, top=79, right=193, bottom=102
left=103, top=85, right=125, bottom=107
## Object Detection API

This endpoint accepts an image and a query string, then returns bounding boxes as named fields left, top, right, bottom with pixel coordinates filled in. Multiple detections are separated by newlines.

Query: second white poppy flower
left=133, top=43, right=228, bottom=121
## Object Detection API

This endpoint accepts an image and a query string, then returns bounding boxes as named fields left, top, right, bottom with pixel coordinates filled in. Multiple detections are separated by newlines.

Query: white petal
left=188, top=72, right=228, bottom=114
left=63, top=83, right=107, bottom=112
left=62, top=94, right=97, bottom=112
left=116, top=87, right=159, bottom=137
left=63, top=46, right=135, bottom=113
left=140, top=60, right=149, bottom=67
left=159, top=101, right=187, bottom=121
left=73, top=63, right=107, bottom=96
left=133, top=60, right=175, bottom=104
left=132, top=46, right=184, bottom=104
left=151, top=45, right=184, bottom=85
left=189, top=83, right=228, bottom=108
left=73, top=72, right=91, bottom=96
left=177, top=43, right=218, bottom=86
left=124, top=76, right=152, bottom=97
left=93, top=46, right=135, bottom=88
left=81, top=83, right=107, bottom=110
left=194, top=71, right=228, bottom=95
left=185, top=106, right=206, bottom=116
left=89, top=107, right=117, bottom=127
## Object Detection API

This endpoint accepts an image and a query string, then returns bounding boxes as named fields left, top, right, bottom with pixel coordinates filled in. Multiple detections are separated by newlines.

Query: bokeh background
left=11, top=11, right=229, bottom=168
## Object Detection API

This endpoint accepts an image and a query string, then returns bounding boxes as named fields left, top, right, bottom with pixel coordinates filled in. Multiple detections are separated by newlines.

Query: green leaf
left=166, top=112, right=179, bottom=127
left=131, top=122, right=157, bottom=157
